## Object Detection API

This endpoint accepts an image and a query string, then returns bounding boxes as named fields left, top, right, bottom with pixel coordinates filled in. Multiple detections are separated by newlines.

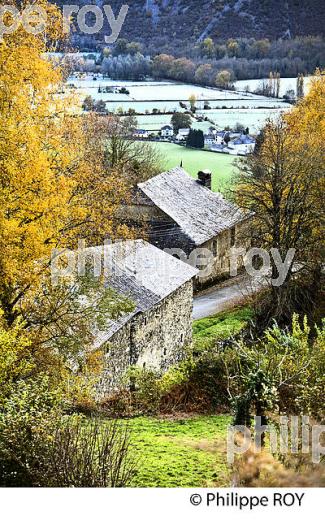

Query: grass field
left=125, top=308, right=252, bottom=487
left=154, top=142, right=237, bottom=192
left=98, top=307, right=253, bottom=488
left=128, top=415, right=231, bottom=487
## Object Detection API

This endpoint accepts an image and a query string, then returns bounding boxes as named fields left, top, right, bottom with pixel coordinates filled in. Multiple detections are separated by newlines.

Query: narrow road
left=193, top=274, right=267, bottom=320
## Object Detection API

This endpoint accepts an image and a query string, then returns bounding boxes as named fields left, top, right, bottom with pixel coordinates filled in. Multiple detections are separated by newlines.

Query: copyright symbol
left=190, top=494, right=202, bottom=506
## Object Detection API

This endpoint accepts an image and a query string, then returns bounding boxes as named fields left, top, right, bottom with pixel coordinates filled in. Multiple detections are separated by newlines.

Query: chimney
left=197, top=169, right=212, bottom=190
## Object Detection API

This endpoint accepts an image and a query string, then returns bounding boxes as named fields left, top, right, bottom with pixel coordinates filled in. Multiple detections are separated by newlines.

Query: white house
left=176, top=128, right=190, bottom=141
left=133, top=129, right=149, bottom=139
left=204, top=133, right=216, bottom=147
left=215, top=131, right=228, bottom=144
left=161, top=125, right=174, bottom=138
left=227, top=134, right=256, bottom=155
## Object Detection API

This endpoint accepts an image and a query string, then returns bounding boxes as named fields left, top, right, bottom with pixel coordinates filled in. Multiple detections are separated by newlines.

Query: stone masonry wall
left=98, top=280, right=194, bottom=395
left=195, top=220, right=251, bottom=290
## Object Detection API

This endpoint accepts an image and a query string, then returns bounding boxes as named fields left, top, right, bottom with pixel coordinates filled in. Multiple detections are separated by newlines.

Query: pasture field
left=128, top=415, right=231, bottom=487
left=154, top=142, right=236, bottom=192
left=202, top=107, right=291, bottom=132
left=67, top=75, right=293, bottom=131
left=127, top=107, right=290, bottom=133
left=235, top=76, right=313, bottom=97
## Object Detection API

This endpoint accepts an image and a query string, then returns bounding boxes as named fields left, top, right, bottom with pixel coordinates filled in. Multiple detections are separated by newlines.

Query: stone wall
left=194, top=219, right=252, bottom=290
left=98, top=280, right=194, bottom=394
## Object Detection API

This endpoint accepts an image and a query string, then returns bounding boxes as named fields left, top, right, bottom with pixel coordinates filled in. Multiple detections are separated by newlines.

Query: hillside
left=54, top=0, right=325, bottom=50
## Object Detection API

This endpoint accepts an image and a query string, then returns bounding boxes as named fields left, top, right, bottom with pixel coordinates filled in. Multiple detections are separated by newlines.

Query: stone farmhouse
left=87, top=240, right=198, bottom=392
left=123, top=167, right=252, bottom=289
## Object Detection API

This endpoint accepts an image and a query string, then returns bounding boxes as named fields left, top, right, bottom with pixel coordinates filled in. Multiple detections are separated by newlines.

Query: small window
left=163, top=348, right=167, bottom=356
left=143, top=316, right=147, bottom=325
left=230, top=228, right=236, bottom=247
left=180, top=334, right=184, bottom=343
left=143, top=362, right=146, bottom=368
left=212, top=239, right=218, bottom=258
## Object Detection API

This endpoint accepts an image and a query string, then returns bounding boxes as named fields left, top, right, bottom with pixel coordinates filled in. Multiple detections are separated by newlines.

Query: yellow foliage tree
left=235, top=71, right=325, bottom=323
left=0, top=1, right=132, bottom=325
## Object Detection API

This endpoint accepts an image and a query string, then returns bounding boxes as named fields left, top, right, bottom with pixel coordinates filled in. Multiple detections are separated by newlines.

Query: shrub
left=44, top=418, right=135, bottom=487
left=232, top=440, right=325, bottom=487
left=101, top=352, right=235, bottom=417
left=0, top=377, right=135, bottom=487
left=103, top=313, right=324, bottom=421
left=224, top=315, right=325, bottom=424
left=0, top=316, right=34, bottom=403
left=0, top=376, right=64, bottom=486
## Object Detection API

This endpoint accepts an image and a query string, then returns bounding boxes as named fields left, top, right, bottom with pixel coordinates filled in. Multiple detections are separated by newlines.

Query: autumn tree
left=105, top=116, right=163, bottom=184
left=227, top=39, right=240, bottom=58
left=215, top=70, right=233, bottom=89
left=235, top=73, right=325, bottom=324
left=169, top=58, right=196, bottom=82
left=252, top=39, right=271, bottom=58
left=188, top=94, right=197, bottom=112
left=0, top=2, right=134, bottom=336
left=171, top=113, right=192, bottom=134
left=194, top=64, right=213, bottom=85
left=200, top=37, right=214, bottom=58
left=152, top=54, right=174, bottom=78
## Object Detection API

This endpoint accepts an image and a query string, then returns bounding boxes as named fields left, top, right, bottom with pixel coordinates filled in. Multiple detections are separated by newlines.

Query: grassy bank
left=193, top=306, right=254, bottom=343
left=127, top=415, right=231, bottom=487
left=153, top=142, right=236, bottom=192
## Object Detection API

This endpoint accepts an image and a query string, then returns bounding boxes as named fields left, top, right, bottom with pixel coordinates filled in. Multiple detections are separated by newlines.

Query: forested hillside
left=54, top=0, right=325, bottom=51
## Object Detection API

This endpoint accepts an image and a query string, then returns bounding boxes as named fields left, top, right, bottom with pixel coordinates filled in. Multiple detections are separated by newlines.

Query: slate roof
left=84, top=240, right=198, bottom=346
left=232, top=135, right=256, bottom=145
left=211, top=143, right=227, bottom=151
left=138, top=167, right=248, bottom=246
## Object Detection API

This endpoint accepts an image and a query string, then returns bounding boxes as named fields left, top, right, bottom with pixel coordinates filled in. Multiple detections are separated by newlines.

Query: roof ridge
left=138, top=168, right=246, bottom=245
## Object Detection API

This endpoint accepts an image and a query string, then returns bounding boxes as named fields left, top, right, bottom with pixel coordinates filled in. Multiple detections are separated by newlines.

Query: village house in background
left=208, top=130, right=256, bottom=155
left=123, top=167, right=252, bottom=288
left=161, top=124, right=174, bottom=138
left=129, top=115, right=256, bottom=156
left=176, top=128, right=190, bottom=141
left=87, top=240, right=198, bottom=392
left=204, top=132, right=216, bottom=147
left=227, top=134, right=256, bottom=155
left=133, top=128, right=149, bottom=139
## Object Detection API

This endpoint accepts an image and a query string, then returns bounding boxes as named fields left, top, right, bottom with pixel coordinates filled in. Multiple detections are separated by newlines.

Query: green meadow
left=154, top=142, right=237, bottom=192
left=121, top=308, right=253, bottom=488
left=128, top=415, right=231, bottom=487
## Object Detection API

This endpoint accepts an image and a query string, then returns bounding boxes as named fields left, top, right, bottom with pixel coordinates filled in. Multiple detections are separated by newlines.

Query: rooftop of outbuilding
left=138, top=167, right=247, bottom=245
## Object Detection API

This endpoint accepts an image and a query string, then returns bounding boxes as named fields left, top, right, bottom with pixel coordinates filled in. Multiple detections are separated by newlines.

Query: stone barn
left=89, top=240, right=198, bottom=393
left=123, top=167, right=252, bottom=289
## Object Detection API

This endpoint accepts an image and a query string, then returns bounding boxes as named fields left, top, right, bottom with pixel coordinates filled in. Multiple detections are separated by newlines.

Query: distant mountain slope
left=54, top=0, right=325, bottom=49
